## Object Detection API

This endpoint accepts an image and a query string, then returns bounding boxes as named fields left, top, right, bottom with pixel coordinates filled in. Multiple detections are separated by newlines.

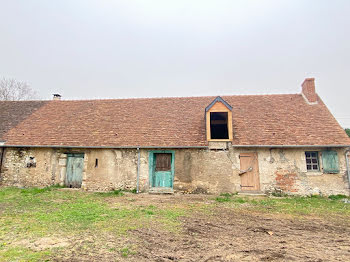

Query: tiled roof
left=1, top=94, right=349, bottom=147
left=0, top=101, right=48, bottom=142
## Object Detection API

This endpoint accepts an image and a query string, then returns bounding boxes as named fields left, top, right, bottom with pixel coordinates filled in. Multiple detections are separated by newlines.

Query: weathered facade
left=0, top=146, right=349, bottom=195
left=0, top=78, right=350, bottom=195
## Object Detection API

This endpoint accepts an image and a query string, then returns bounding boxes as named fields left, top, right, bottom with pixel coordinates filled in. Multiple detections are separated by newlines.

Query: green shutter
left=322, top=151, right=339, bottom=174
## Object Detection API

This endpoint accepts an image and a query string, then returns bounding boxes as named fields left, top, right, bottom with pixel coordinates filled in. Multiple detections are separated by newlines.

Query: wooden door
left=153, top=153, right=173, bottom=188
left=66, top=153, right=84, bottom=188
left=239, top=153, right=260, bottom=191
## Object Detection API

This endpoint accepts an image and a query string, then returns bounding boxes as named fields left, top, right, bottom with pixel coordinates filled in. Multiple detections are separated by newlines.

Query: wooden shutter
left=322, top=151, right=339, bottom=174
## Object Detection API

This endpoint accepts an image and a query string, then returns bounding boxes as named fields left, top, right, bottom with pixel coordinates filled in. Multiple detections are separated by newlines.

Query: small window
left=210, top=112, right=229, bottom=139
left=305, top=151, right=319, bottom=171
left=155, top=153, right=172, bottom=171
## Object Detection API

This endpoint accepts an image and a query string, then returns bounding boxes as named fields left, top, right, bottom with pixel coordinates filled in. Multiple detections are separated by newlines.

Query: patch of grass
left=0, top=247, right=51, bottom=262
left=232, top=197, right=247, bottom=204
left=120, top=246, right=136, bottom=257
left=216, top=193, right=235, bottom=202
left=1, top=187, right=349, bottom=260
left=96, top=189, right=125, bottom=197
left=215, top=196, right=231, bottom=202
left=122, top=188, right=137, bottom=194
left=247, top=196, right=350, bottom=217
left=220, top=192, right=234, bottom=198
left=213, top=192, right=350, bottom=218
left=20, top=184, right=65, bottom=195
left=215, top=193, right=247, bottom=204
left=20, top=187, right=53, bottom=195
left=328, top=194, right=349, bottom=201
left=157, top=206, right=187, bottom=232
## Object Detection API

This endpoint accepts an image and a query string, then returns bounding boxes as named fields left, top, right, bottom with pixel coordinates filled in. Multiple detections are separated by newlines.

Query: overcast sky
left=0, top=0, right=349, bottom=127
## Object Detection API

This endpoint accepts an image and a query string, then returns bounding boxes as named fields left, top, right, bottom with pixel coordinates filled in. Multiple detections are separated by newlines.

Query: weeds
left=328, top=194, right=349, bottom=200
left=215, top=193, right=246, bottom=203
left=20, top=184, right=64, bottom=195
left=0, top=187, right=349, bottom=261
left=214, top=193, right=350, bottom=217
left=120, top=246, right=135, bottom=257
left=96, top=189, right=124, bottom=197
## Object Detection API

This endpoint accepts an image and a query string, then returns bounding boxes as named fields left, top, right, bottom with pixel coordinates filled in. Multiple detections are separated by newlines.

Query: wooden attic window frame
left=205, top=97, right=233, bottom=142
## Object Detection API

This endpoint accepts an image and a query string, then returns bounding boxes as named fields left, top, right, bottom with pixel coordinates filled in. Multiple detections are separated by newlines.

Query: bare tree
left=0, top=77, right=38, bottom=101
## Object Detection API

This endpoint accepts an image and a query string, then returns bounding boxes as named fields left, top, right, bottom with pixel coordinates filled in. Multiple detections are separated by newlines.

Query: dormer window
left=210, top=112, right=228, bottom=139
left=205, top=97, right=233, bottom=141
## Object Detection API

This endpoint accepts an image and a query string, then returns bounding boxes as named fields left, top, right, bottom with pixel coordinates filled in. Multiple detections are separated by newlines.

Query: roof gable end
left=205, top=96, right=232, bottom=112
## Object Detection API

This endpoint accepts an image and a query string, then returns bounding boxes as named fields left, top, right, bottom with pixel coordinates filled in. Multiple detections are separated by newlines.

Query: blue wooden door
left=66, top=154, right=84, bottom=188
left=153, top=153, right=173, bottom=188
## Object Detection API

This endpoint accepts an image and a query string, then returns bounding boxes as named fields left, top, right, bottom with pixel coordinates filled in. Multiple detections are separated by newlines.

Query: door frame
left=65, top=153, right=85, bottom=188
left=239, top=152, right=261, bottom=191
left=148, top=150, right=175, bottom=188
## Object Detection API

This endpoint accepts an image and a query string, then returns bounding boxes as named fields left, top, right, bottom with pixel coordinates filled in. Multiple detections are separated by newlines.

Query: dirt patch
left=16, top=237, right=70, bottom=251
left=4, top=192, right=349, bottom=261
left=129, top=208, right=350, bottom=261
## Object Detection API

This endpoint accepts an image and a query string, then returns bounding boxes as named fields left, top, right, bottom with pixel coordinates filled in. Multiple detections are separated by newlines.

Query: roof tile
left=1, top=94, right=349, bottom=147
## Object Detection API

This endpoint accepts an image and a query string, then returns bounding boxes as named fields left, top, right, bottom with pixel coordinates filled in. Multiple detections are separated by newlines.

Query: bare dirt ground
left=51, top=193, right=350, bottom=262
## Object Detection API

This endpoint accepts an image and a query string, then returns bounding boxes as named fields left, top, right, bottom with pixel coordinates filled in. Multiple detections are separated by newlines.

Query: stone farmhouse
left=0, top=78, right=349, bottom=195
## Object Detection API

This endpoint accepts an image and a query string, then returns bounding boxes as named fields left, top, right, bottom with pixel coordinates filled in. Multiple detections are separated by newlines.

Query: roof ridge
left=0, top=93, right=300, bottom=102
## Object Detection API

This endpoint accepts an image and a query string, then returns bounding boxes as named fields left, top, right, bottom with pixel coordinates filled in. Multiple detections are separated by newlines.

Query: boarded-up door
left=239, top=153, right=260, bottom=191
left=66, top=153, right=84, bottom=188
left=152, top=153, right=173, bottom=188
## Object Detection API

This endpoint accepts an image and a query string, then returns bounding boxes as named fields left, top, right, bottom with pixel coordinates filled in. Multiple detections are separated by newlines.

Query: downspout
left=0, top=147, right=5, bottom=181
left=136, top=147, right=140, bottom=193
left=345, top=149, right=350, bottom=193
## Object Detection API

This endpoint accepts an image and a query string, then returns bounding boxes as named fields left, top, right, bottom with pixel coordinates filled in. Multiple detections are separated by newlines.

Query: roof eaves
left=0, top=144, right=208, bottom=149
left=232, top=144, right=350, bottom=148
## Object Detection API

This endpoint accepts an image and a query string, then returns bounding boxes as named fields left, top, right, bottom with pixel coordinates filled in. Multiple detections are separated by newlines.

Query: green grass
left=120, top=246, right=136, bottom=258
left=1, top=187, right=349, bottom=261
left=0, top=246, right=51, bottom=262
left=95, top=189, right=125, bottom=197
left=0, top=187, right=192, bottom=261
left=328, top=194, right=349, bottom=200
left=215, top=193, right=350, bottom=217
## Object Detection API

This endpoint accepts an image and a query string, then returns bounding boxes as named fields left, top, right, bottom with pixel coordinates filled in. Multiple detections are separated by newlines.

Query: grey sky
left=1, top=0, right=349, bottom=127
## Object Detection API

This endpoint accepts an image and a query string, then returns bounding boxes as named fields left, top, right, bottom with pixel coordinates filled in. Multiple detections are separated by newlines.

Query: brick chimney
left=301, top=78, right=317, bottom=104
left=53, top=94, right=61, bottom=101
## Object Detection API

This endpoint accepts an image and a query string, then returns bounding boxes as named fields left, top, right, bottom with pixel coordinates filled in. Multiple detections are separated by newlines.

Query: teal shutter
left=322, top=151, right=339, bottom=174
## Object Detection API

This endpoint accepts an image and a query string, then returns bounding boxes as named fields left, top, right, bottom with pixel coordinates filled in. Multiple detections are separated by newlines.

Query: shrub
left=328, top=194, right=348, bottom=200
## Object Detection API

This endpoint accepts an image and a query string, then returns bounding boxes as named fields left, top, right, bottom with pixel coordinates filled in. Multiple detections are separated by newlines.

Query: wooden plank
left=210, top=102, right=230, bottom=111
left=239, top=152, right=260, bottom=191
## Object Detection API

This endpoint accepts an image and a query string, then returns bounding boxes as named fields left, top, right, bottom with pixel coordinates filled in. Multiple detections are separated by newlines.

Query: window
left=210, top=112, right=229, bottom=139
left=205, top=97, right=233, bottom=141
left=155, top=153, right=172, bottom=171
left=305, top=152, right=319, bottom=171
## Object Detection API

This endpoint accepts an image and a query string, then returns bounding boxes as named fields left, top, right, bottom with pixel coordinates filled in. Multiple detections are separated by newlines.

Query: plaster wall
left=0, top=146, right=349, bottom=196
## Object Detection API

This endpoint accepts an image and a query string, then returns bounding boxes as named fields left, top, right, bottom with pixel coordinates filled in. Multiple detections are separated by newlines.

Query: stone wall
left=0, top=146, right=349, bottom=196
left=0, top=147, right=59, bottom=187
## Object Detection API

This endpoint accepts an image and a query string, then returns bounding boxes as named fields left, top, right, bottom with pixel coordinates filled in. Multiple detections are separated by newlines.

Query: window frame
left=209, top=112, right=229, bottom=140
left=305, top=151, right=320, bottom=172
left=206, top=102, right=233, bottom=142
